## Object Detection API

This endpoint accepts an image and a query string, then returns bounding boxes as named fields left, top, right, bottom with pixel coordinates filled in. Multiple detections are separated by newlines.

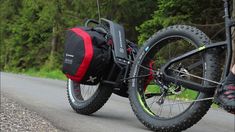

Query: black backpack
left=62, top=26, right=111, bottom=85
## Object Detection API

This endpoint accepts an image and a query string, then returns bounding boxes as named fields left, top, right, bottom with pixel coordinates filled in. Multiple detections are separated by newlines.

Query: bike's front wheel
left=129, top=25, right=220, bottom=131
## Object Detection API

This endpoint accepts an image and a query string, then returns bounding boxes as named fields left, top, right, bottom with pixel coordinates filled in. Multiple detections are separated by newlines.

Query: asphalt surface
left=1, top=72, right=234, bottom=132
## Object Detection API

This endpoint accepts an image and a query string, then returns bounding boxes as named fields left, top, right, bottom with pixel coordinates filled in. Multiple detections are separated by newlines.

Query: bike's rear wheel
left=67, top=79, right=113, bottom=115
left=129, top=25, right=220, bottom=131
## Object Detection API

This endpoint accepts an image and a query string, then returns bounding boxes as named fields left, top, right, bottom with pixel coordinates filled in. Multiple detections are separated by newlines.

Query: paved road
left=1, top=72, right=234, bottom=132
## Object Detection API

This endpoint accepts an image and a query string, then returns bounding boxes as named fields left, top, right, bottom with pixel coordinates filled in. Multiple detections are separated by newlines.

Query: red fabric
left=228, top=85, right=235, bottom=90
left=144, top=60, right=154, bottom=91
left=227, top=95, right=235, bottom=99
left=66, top=28, right=94, bottom=82
left=224, top=91, right=233, bottom=95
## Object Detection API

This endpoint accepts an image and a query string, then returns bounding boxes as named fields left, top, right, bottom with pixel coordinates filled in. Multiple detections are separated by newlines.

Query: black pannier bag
left=62, top=27, right=110, bottom=85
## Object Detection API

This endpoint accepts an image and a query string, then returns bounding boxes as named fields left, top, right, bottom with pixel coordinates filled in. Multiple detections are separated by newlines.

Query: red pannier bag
left=62, top=27, right=110, bottom=85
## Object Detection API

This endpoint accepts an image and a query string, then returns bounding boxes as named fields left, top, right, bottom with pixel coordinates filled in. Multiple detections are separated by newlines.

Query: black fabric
left=62, top=27, right=111, bottom=85
left=62, top=30, right=85, bottom=75
left=81, top=43, right=111, bottom=85
left=224, top=72, right=235, bottom=85
left=81, top=28, right=111, bottom=85
left=214, top=84, right=235, bottom=113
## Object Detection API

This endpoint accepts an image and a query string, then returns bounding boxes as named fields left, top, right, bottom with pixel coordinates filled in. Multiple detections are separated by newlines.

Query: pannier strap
left=66, top=28, right=94, bottom=81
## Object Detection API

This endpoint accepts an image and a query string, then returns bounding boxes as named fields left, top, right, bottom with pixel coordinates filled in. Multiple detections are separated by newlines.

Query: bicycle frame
left=162, top=0, right=235, bottom=93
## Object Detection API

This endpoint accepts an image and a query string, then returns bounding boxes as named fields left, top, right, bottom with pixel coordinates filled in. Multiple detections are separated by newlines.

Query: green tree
left=0, top=0, right=22, bottom=70
left=137, top=0, right=224, bottom=44
left=1, top=0, right=226, bottom=72
left=99, top=0, right=158, bottom=41
left=0, top=0, right=157, bottom=71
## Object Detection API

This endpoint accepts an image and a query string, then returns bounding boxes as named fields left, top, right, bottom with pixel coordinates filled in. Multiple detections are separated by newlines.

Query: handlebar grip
left=84, top=19, right=99, bottom=27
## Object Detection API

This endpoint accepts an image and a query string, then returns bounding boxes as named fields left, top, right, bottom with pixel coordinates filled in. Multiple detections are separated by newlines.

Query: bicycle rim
left=136, top=36, right=206, bottom=119
left=68, top=79, right=99, bottom=103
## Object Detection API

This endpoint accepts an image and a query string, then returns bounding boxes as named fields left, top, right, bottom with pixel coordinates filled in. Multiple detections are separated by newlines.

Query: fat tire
left=129, top=25, right=220, bottom=132
left=67, top=80, right=113, bottom=115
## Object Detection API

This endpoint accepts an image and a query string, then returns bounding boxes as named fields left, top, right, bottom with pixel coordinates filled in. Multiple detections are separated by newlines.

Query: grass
left=25, top=68, right=67, bottom=80
left=145, top=85, right=219, bottom=108
left=145, top=85, right=198, bottom=100
left=5, top=68, right=67, bottom=80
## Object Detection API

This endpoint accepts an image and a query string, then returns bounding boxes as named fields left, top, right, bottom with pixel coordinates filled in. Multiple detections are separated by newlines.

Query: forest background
left=0, top=0, right=234, bottom=79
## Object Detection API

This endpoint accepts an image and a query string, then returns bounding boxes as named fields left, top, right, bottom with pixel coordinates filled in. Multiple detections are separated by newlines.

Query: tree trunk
left=51, top=26, right=58, bottom=59
left=46, top=25, right=58, bottom=69
left=232, top=0, right=235, bottom=66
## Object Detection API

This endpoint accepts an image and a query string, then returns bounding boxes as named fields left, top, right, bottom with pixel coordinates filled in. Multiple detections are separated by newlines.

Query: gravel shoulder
left=0, top=94, right=61, bottom=132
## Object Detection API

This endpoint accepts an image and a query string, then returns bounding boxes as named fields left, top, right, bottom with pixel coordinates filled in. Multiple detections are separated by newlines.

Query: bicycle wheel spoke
left=72, top=83, right=99, bottom=101
left=157, top=105, right=164, bottom=116
left=134, top=36, right=206, bottom=119
left=149, top=96, right=158, bottom=108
